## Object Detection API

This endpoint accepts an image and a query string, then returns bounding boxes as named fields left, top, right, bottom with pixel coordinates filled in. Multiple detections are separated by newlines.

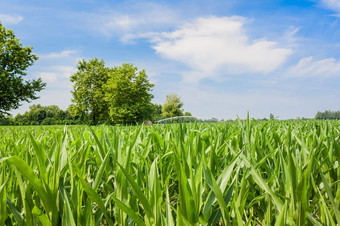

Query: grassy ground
left=0, top=119, right=339, bottom=225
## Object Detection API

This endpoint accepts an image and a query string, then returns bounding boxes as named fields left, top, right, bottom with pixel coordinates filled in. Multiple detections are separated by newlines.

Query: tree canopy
left=162, top=93, right=184, bottom=118
left=104, top=63, right=154, bottom=124
left=70, top=60, right=154, bottom=124
left=0, top=22, right=45, bottom=114
left=70, top=58, right=110, bottom=124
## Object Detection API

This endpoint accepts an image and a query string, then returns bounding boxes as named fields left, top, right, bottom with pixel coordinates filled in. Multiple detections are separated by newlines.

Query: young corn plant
left=0, top=119, right=339, bottom=225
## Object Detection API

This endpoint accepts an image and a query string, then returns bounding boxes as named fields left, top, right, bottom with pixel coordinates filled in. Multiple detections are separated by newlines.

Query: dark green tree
left=0, top=22, right=45, bottom=115
left=0, top=114, right=13, bottom=125
left=70, top=58, right=110, bottom=124
left=104, top=63, right=154, bottom=124
left=162, top=93, right=183, bottom=118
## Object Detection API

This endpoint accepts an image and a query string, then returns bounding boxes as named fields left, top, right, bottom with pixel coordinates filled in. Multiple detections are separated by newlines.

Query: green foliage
left=315, top=110, right=340, bottom=120
left=0, top=119, right=339, bottom=224
left=70, top=58, right=110, bottom=124
left=162, top=93, right=184, bottom=118
left=184, top=111, right=192, bottom=116
left=70, top=60, right=154, bottom=125
left=0, top=22, right=45, bottom=114
left=0, top=114, right=12, bottom=125
left=0, top=104, right=78, bottom=125
left=104, top=63, right=154, bottom=124
left=150, top=103, right=163, bottom=122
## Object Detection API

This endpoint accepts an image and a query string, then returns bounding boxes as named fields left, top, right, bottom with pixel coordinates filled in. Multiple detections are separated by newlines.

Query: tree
left=0, top=114, right=13, bottom=125
left=270, top=113, right=274, bottom=120
left=104, top=63, right=154, bottom=124
left=162, top=93, right=184, bottom=118
left=70, top=58, right=109, bottom=124
left=45, top=105, right=60, bottom=118
left=184, top=112, right=192, bottom=116
left=151, top=103, right=163, bottom=122
left=0, top=22, right=45, bottom=115
left=67, top=104, right=80, bottom=120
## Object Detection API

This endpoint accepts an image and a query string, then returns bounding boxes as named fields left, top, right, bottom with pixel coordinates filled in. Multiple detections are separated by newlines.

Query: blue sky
left=1, top=0, right=340, bottom=119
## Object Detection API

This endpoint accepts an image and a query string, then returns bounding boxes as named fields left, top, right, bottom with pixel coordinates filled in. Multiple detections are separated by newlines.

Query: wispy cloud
left=34, top=50, right=80, bottom=87
left=320, top=0, right=340, bottom=13
left=40, top=50, right=78, bottom=59
left=84, top=2, right=180, bottom=39
left=38, top=66, right=77, bottom=83
left=148, top=16, right=292, bottom=82
left=286, top=56, right=340, bottom=78
left=0, top=14, right=23, bottom=25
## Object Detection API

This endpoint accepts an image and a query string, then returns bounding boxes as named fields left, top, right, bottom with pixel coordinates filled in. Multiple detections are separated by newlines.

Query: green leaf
left=92, top=151, right=110, bottom=191
left=75, top=166, right=114, bottom=226
left=7, top=197, right=24, bottom=225
left=111, top=195, right=146, bottom=226
left=32, top=205, right=52, bottom=226
left=60, top=184, right=76, bottom=226
left=204, top=165, right=231, bottom=225
left=0, top=156, right=56, bottom=216
left=115, top=161, right=154, bottom=221
left=241, top=154, right=283, bottom=211
left=274, top=202, right=287, bottom=226
left=320, top=173, right=340, bottom=223
left=0, top=175, right=8, bottom=225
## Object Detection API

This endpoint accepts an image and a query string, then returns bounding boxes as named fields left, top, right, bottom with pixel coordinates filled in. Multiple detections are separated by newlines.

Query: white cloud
left=38, top=72, right=58, bottom=83
left=40, top=50, right=78, bottom=59
left=281, top=26, right=301, bottom=47
left=286, top=56, right=340, bottom=78
left=86, top=3, right=180, bottom=39
left=150, top=17, right=292, bottom=82
left=34, top=50, right=79, bottom=87
left=38, top=66, right=77, bottom=83
left=53, top=65, right=77, bottom=78
left=320, top=0, right=340, bottom=13
left=0, top=14, right=23, bottom=25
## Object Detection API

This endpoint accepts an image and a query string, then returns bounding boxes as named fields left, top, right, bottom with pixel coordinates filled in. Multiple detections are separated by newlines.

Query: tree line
left=0, top=92, right=190, bottom=126
left=0, top=104, right=78, bottom=125
left=314, top=110, right=340, bottom=120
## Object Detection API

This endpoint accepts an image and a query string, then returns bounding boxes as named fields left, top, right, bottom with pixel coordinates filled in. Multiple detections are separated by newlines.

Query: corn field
left=0, top=118, right=339, bottom=225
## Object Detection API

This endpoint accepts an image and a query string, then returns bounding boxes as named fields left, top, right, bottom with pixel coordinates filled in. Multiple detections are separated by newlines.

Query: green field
left=0, top=119, right=339, bottom=225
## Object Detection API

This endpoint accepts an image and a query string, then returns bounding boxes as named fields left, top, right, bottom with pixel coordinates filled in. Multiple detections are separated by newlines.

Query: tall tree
left=0, top=22, right=45, bottom=114
left=162, top=93, right=184, bottom=118
left=104, top=63, right=154, bottom=124
left=70, top=58, right=109, bottom=124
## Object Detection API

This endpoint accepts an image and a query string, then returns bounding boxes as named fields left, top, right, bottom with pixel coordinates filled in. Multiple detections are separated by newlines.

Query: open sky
left=1, top=0, right=340, bottom=120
